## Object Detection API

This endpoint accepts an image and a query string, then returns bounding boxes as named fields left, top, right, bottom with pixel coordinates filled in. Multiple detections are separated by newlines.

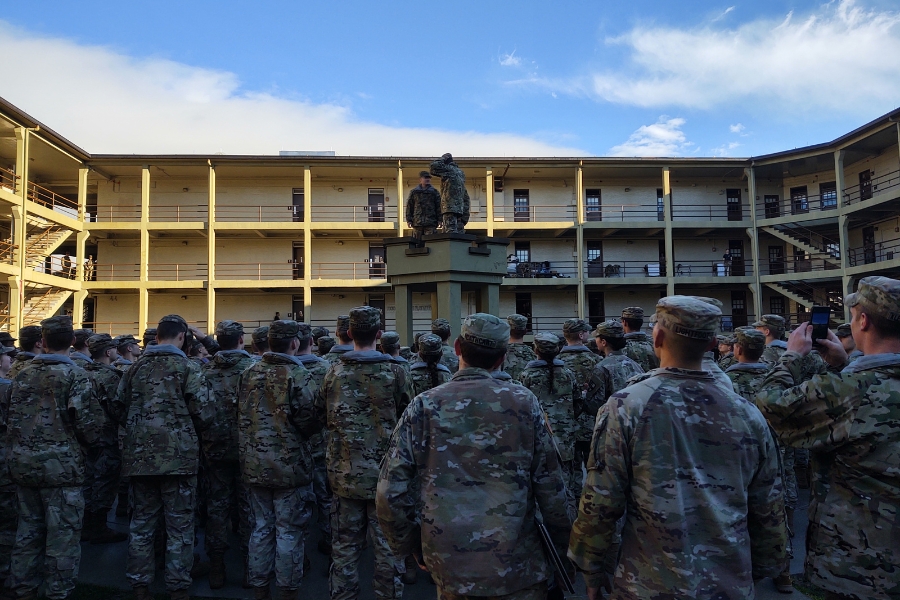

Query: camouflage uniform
left=569, top=297, right=787, bottom=598
left=490, top=370, right=521, bottom=385
left=315, top=307, right=411, bottom=600
left=718, top=352, right=736, bottom=371
left=6, top=317, right=102, bottom=600
left=201, top=322, right=257, bottom=566
left=7, top=325, right=42, bottom=380
left=376, top=313, right=572, bottom=597
left=754, top=276, right=900, bottom=600
left=238, top=320, right=320, bottom=591
left=0, top=347, right=18, bottom=584
left=69, top=328, right=94, bottom=368
left=316, top=335, right=336, bottom=358
left=408, top=334, right=452, bottom=397
left=111, top=315, right=215, bottom=593
left=405, top=172, right=441, bottom=240
left=622, top=332, right=658, bottom=372
left=429, top=154, right=470, bottom=234
left=430, top=319, right=459, bottom=374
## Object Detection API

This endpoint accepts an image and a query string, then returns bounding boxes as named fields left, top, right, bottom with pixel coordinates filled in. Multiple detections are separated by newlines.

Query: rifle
left=537, top=520, right=575, bottom=594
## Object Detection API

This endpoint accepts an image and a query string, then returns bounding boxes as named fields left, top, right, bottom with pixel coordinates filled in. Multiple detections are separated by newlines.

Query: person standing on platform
left=405, top=171, right=441, bottom=243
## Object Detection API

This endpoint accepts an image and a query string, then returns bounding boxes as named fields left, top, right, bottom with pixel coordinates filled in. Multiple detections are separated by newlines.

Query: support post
left=12, top=128, right=30, bottom=331
left=486, top=168, right=494, bottom=237
left=436, top=281, right=462, bottom=342
left=478, top=284, right=500, bottom=317
left=835, top=150, right=852, bottom=322
left=576, top=164, right=585, bottom=318
left=139, top=166, right=151, bottom=333
left=73, top=167, right=89, bottom=328
left=663, top=166, right=675, bottom=296
left=207, top=164, right=216, bottom=329
left=746, top=166, right=762, bottom=320
left=303, top=165, right=313, bottom=324
left=394, top=284, right=413, bottom=345
left=397, top=162, right=405, bottom=237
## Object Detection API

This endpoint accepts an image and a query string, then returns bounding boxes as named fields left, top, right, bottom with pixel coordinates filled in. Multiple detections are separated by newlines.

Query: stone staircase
left=761, top=224, right=840, bottom=268
left=21, top=285, right=72, bottom=326
left=764, top=281, right=844, bottom=322
left=24, top=217, right=73, bottom=270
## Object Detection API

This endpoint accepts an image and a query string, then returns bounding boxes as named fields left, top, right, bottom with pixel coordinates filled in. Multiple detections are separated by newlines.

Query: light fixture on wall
left=181, top=241, right=188, bottom=246
left=181, top=295, right=188, bottom=300
left=182, top=187, right=189, bottom=192
left=336, top=241, right=344, bottom=245
left=624, top=187, right=631, bottom=192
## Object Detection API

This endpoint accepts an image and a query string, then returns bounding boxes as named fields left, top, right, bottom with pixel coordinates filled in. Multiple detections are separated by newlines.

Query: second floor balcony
left=843, top=168, right=900, bottom=206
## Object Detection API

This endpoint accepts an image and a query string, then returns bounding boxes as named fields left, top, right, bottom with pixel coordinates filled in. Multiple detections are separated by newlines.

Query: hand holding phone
left=810, top=306, right=831, bottom=342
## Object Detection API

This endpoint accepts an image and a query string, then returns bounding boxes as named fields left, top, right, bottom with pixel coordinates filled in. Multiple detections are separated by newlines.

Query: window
left=515, top=241, right=531, bottom=264
left=790, top=186, right=808, bottom=215
left=726, top=189, right=742, bottom=221
left=859, top=170, right=873, bottom=201
left=770, top=297, right=785, bottom=316
left=515, top=293, right=533, bottom=332
left=657, top=188, right=665, bottom=221
left=819, top=182, right=837, bottom=209
left=585, top=189, right=601, bottom=221
left=586, top=241, right=603, bottom=277
left=514, top=189, right=530, bottom=222
left=764, top=195, right=780, bottom=219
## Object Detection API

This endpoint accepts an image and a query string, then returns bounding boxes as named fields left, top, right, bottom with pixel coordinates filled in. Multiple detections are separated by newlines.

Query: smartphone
left=810, top=306, right=831, bottom=341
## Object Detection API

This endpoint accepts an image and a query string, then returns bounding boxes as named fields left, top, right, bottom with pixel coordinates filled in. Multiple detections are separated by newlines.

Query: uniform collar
left=725, top=362, right=769, bottom=372
left=841, top=353, right=900, bottom=373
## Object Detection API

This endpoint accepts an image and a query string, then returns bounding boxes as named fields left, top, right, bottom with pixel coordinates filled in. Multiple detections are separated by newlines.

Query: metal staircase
left=764, top=281, right=844, bottom=322
left=24, top=217, right=73, bottom=270
left=761, top=224, right=841, bottom=267
left=21, top=285, right=72, bottom=326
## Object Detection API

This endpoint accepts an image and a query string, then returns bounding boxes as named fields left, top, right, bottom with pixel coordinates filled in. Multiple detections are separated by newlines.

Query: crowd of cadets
left=0, top=277, right=896, bottom=600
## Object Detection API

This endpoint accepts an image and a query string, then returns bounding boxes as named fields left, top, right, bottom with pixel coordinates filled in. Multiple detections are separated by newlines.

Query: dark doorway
left=514, top=189, right=531, bottom=222
left=731, top=291, right=748, bottom=328
left=585, top=189, right=601, bottom=221
left=587, top=241, right=603, bottom=278
left=291, top=294, right=304, bottom=322
left=726, top=189, right=742, bottom=221
left=369, top=244, right=386, bottom=278
left=729, top=240, right=745, bottom=276
left=859, top=170, right=873, bottom=201
left=790, top=186, right=809, bottom=215
left=769, top=246, right=785, bottom=275
left=292, top=242, right=304, bottom=279
left=657, top=188, right=665, bottom=221
left=368, top=188, right=385, bottom=222
left=587, top=292, right=605, bottom=328
left=515, top=293, right=533, bottom=332
left=863, top=226, right=876, bottom=264
left=367, top=295, right=386, bottom=324
left=292, top=188, right=305, bottom=222
left=83, top=297, right=96, bottom=327
left=764, top=195, right=780, bottom=219
left=658, top=239, right=667, bottom=276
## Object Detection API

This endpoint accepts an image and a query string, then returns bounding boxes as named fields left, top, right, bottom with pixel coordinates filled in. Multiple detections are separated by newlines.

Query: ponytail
left=536, top=350, right=559, bottom=393
left=425, top=352, right=441, bottom=390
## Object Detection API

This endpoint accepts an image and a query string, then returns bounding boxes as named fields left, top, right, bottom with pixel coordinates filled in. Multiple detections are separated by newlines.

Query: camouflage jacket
left=6, top=354, right=101, bottom=487
left=725, top=362, right=770, bottom=401
left=408, top=361, right=452, bottom=397
left=717, top=352, right=736, bottom=371
left=429, top=158, right=471, bottom=218
left=376, top=367, right=572, bottom=596
left=389, top=355, right=411, bottom=379
left=315, top=350, right=411, bottom=499
left=754, top=352, right=900, bottom=599
left=70, top=351, right=93, bottom=369
left=0, top=378, right=12, bottom=489
left=760, top=340, right=787, bottom=367
left=847, top=349, right=863, bottom=364
left=296, top=353, right=330, bottom=461
left=490, top=370, right=521, bottom=385
left=558, top=345, right=603, bottom=443
left=238, top=352, right=319, bottom=488
left=112, top=344, right=215, bottom=477
left=439, top=344, right=459, bottom=374
left=323, top=344, right=353, bottom=365
left=83, top=361, right=123, bottom=447
left=583, top=350, right=644, bottom=420
left=704, top=352, right=735, bottom=391
left=7, top=352, right=36, bottom=380
left=623, top=332, right=659, bottom=372
left=520, top=360, right=579, bottom=461
left=405, top=184, right=441, bottom=228
left=502, top=342, right=537, bottom=382
left=202, top=349, right=256, bottom=462
left=113, top=356, right=133, bottom=372
left=569, top=367, right=786, bottom=595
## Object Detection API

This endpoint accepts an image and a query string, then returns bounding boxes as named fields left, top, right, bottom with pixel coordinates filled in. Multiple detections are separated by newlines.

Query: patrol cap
left=507, top=314, right=529, bottom=332
left=621, top=307, right=645, bottom=319
left=215, top=320, right=244, bottom=337
left=431, top=318, right=451, bottom=336
left=142, top=328, right=157, bottom=345
left=691, top=296, right=725, bottom=311
left=0, top=332, right=16, bottom=345
left=398, top=346, right=413, bottom=360
left=296, top=322, right=312, bottom=338
left=317, top=335, right=335, bottom=353
left=716, top=334, right=734, bottom=345
left=41, top=315, right=74, bottom=336
left=752, top=314, right=786, bottom=331
left=311, top=326, right=329, bottom=341
left=653, top=296, right=721, bottom=341
left=115, top=334, right=139, bottom=348
left=73, top=328, right=94, bottom=345
left=18, top=325, right=43, bottom=345
left=844, top=275, right=900, bottom=322
left=441, top=152, right=453, bottom=163
left=268, top=320, right=301, bottom=340
left=87, top=333, right=118, bottom=355
left=460, top=313, right=510, bottom=349
left=381, top=331, right=401, bottom=347
left=418, top=170, right=431, bottom=178
left=350, top=306, right=381, bottom=332
left=252, top=326, right=269, bottom=344
left=0, top=345, right=15, bottom=356
left=158, top=314, right=188, bottom=329
left=734, top=328, right=766, bottom=351
left=835, top=323, right=853, bottom=338
left=335, top=315, right=350, bottom=333
left=563, top=318, right=591, bottom=335
left=418, top=333, right=443, bottom=355
left=533, top=332, right=561, bottom=355
left=593, top=320, right=625, bottom=338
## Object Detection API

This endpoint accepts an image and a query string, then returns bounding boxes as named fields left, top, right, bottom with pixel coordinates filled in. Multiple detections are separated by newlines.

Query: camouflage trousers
left=441, top=213, right=465, bottom=234
left=127, top=475, right=196, bottom=592
left=0, top=487, right=16, bottom=582
left=9, top=486, right=84, bottom=600
left=84, top=445, right=122, bottom=515
left=311, top=457, right=332, bottom=545
left=411, top=227, right=436, bottom=241
left=330, top=496, right=404, bottom=600
left=204, top=460, right=250, bottom=556
left=782, top=447, right=797, bottom=511
left=247, top=485, right=315, bottom=589
left=437, top=580, right=548, bottom=600
left=561, top=460, right=582, bottom=516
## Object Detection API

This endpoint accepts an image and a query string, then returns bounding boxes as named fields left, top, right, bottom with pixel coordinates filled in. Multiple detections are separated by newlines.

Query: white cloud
left=0, top=23, right=584, bottom=156
left=521, top=0, right=900, bottom=115
left=712, top=6, right=735, bottom=22
left=712, top=141, right=742, bottom=157
left=729, top=123, right=745, bottom=134
left=499, top=50, right=522, bottom=67
left=608, top=116, right=694, bottom=157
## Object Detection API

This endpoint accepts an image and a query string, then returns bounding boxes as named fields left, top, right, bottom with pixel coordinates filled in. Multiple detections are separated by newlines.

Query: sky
left=1, top=0, right=899, bottom=157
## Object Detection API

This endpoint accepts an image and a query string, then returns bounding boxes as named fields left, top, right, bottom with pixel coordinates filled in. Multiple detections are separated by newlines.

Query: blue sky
left=1, top=0, right=899, bottom=156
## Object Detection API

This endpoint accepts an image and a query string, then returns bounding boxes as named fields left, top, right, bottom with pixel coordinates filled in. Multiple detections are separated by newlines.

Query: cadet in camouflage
left=724, top=329, right=770, bottom=400
left=429, top=153, right=470, bottom=234
left=142, top=328, right=157, bottom=348
left=558, top=318, right=602, bottom=481
left=408, top=333, right=451, bottom=397
left=835, top=322, right=863, bottom=363
left=380, top=332, right=410, bottom=379
left=201, top=320, right=256, bottom=588
left=0, top=345, right=18, bottom=584
left=316, top=335, right=335, bottom=357
left=717, top=334, right=736, bottom=371
left=584, top=321, right=644, bottom=420
left=569, top=297, right=787, bottom=599
left=688, top=297, right=736, bottom=392
left=755, top=314, right=788, bottom=367
left=238, top=319, right=320, bottom=595
left=754, top=276, right=900, bottom=600
left=376, top=313, right=571, bottom=598
left=405, top=171, right=441, bottom=241
left=315, top=307, right=410, bottom=600
left=69, top=328, right=94, bottom=367
left=6, top=316, right=102, bottom=600
left=620, top=307, right=659, bottom=371
left=112, top=314, right=216, bottom=598
left=501, top=314, right=537, bottom=381
left=323, top=316, right=354, bottom=365
left=430, top=318, right=459, bottom=373
left=7, top=325, right=42, bottom=380
left=113, top=334, right=142, bottom=371
left=251, top=326, right=269, bottom=357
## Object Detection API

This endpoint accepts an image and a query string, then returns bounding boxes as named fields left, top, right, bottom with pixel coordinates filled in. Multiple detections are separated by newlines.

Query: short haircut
left=20, top=338, right=41, bottom=353
left=861, top=308, right=900, bottom=338
left=457, top=338, right=505, bottom=370
left=599, top=336, right=627, bottom=351
left=349, top=326, right=378, bottom=347
left=216, top=333, right=241, bottom=351
left=157, top=320, right=185, bottom=342
left=297, top=335, right=311, bottom=353
left=509, top=328, right=526, bottom=338
left=738, top=344, right=764, bottom=362
left=43, top=331, right=73, bottom=353
left=623, top=318, right=643, bottom=331
left=90, top=347, right=111, bottom=360
left=269, top=337, right=292, bottom=354
left=563, top=332, right=581, bottom=343
left=435, top=329, right=451, bottom=342
left=336, top=331, right=352, bottom=344
left=253, top=339, right=269, bottom=353
left=382, top=342, right=400, bottom=354
left=660, top=325, right=710, bottom=360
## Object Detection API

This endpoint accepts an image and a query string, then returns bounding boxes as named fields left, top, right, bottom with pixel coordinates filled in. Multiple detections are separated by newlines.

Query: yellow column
left=397, top=162, right=405, bottom=237
left=12, top=128, right=30, bottom=332
left=835, top=149, right=852, bottom=321
left=746, top=167, right=762, bottom=321
left=485, top=168, right=494, bottom=237
left=73, top=168, right=89, bottom=327
left=139, top=166, right=150, bottom=332
left=663, top=167, right=675, bottom=296
left=303, top=165, right=313, bottom=323
left=206, top=164, right=216, bottom=329
left=576, top=163, right=585, bottom=318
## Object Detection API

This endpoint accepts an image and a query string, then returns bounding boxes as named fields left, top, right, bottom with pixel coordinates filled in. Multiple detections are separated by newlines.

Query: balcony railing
left=671, top=204, right=749, bottom=221
left=216, top=262, right=304, bottom=280
left=493, top=204, right=576, bottom=223
left=27, top=181, right=78, bottom=215
left=310, top=205, right=398, bottom=223
left=82, top=321, right=142, bottom=336
left=584, top=260, right=667, bottom=278
left=0, top=166, right=18, bottom=193
left=760, top=257, right=841, bottom=276
left=0, top=240, right=16, bottom=264
left=849, top=238, right=900, bottom=267
left=843, top=168, right=900, bottom=206
left=504, top=260, right=577, bottom=279
left=88, top=206, right=142, bottom=222
left=215, top=205, right=303, bottom=222
left=672, top=259, right=755, bottom=277
left=148, top=205, right=208, bottom=222
left=310, top=261, right=387, bottom=279
left=86, top=263, right=141, bottom=281
left=584, top=205, right=663, bottom=222
left=147, top=263, right=208, bottom=280
left=757, top=193, right=838, bottom=219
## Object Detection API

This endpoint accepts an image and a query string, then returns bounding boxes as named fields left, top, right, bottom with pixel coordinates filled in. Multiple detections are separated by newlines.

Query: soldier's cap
left=311, top=326, right=329, bottom=341
left=0, top=332, right=16, bottom=344
left=350, top=306, right=382, bottom=332
left=563, top=318, right=591, bottom=334
left=0, top=345, right=15, bottom=356
left=835, top=323, right=853, bottom=338
left=413, top=332, right=425, bottom=342
left=734, top=328, right=766, bottom=351
left=142, top=328, right=157, bottom=342
left=252, top=326, right=269, bottom=344
left=418, top=333, right=443, bottom=355
left=716, top=334, right=734, bottom=345
left=41, top=315, right=74, bottom=337
left=335, top=315, right=350, bottom=333
left=431, top=318, right=451, bottom=335
left=18, top=325, right=42, bottom=344
left=296, top=322, right=312, bottom=338
left=158, top=314, right=188, bottom=330
left=751, top=314, right=787, bottom=331
left=461, top=313, right=509, bottom=349
left=533, top=331, right=561, bottom=355
left=398, top=346, right=412, bottom=360
left=652, top=296, right=721, bottom=341
left=621, top=306, right=645, bottom=319
left=593, top=320, right=625, bottom=338
left=73, top=328, right=94, bottom=344
left=317, top=335, right=335, bottom=351
left=268, top=319, right=302, bottom=340
left=507, top=314, right=529, bottom=331
left=418, top=170, right=431, bottom=178
left=381, top=331, right=401, bottom=347
left=691, top=296, right=725, bottom=310
left=87, top=333, right=118, bottom=355
left=845, top=275, right=900, bottom=322
left=215, top=320, right=244, bottom=337
left=115, top=334, right=139, bottom=348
